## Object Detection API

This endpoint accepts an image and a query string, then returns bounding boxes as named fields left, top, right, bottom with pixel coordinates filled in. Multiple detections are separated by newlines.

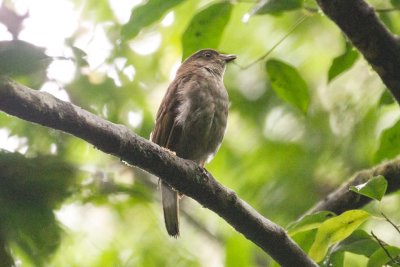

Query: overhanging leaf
left=288, top=211, right=335, bottom=235
left=250, top=0, right=303, bottom=15
left=328, top=42, right=359, bottom=83
left=309, top=210, right=370, bottom=262
left=266, top=59, right=310, bottom=113
left=121, top=0, right=183, bottom=40
left=349, top=175, right=387, bottom=201
left=182, top=2, right=232, bottom=60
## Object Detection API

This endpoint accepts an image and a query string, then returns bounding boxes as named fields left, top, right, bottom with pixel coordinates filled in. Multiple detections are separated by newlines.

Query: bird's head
left=179, top=49, right=236, bottom=77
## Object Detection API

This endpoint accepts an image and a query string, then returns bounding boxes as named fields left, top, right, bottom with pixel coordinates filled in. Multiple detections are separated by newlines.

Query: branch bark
left=0, top=77, right=317, bottom=267
left=316, top=0, right=400, bottom=103
left=306, top=159, right=400, bottom=215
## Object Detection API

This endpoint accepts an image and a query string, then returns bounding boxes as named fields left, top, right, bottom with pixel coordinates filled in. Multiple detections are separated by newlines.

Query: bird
left=150, top=49, right=236, bottom=237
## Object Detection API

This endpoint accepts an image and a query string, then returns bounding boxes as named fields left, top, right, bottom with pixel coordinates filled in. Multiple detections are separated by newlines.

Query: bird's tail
left=161, top=181, right=179, bottom=237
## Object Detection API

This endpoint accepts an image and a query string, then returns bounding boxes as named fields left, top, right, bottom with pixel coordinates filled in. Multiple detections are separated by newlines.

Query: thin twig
left=371, top=231, right=400, bottom=264
left=381, top=212, right=400, bottom=235
left=238, top=15, right=308, bottom=69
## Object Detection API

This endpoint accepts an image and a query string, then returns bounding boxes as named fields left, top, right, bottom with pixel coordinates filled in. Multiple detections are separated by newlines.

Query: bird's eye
left=204, top=52, right=212, bottom=58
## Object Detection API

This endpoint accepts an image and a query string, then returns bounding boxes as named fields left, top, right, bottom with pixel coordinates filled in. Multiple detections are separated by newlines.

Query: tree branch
left=306, top=159, right=400, bottom=215
left=307, top=0, right=400, bottom=216
left=316, top=0, right=400, bottom=103
left=0, top=77, right=317, bottom=267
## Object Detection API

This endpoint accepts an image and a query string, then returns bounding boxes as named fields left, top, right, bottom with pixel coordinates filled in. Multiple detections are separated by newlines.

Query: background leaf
left=328, top=42, right=359, bottom=83
left=121, top=0, right=183, bottom=40
left=182, top=2, right=232, bottom=59
left=250, top=0, right=303, bottom=15
left=374, top=119, right=400, bottom=163
left=266, top=59, right=310, bottom=113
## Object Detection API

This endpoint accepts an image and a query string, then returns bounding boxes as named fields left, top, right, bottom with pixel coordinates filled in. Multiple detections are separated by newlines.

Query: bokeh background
left=1, top=0, right=400, bottom=266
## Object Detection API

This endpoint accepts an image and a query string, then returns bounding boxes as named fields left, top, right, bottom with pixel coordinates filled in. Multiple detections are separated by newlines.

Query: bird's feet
left=160, top=146, right=176, bottom=157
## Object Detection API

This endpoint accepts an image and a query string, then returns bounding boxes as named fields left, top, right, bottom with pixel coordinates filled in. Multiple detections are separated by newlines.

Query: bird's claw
left=160, top=146, right=176, bottom=157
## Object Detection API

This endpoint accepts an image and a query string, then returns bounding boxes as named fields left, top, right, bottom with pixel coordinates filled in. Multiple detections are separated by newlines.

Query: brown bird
left=150, top=49, right=236, bottom=237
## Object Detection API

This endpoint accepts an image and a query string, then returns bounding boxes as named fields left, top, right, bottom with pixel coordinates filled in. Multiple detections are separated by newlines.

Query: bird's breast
left=175, top=75, right=228, bottom=163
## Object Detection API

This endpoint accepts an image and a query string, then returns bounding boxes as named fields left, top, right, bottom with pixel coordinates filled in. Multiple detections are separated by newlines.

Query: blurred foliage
left=0, top=150, right=78, bottom=265
left=0, top=40, right=50, bottom=75
left=0, top=40, right=51, bottom=87
left=1, top=0, right=400, bottom=266
left=250, top=0, right=303, bottom=15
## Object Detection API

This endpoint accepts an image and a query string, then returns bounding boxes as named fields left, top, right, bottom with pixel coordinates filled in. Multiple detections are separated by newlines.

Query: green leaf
left=121, top=0, right=183, bottom=40
left=182, top=2, right=232, bottom=60
left=288, top=211, right=335, bottom=235
left=251, top=0, right=303, bottom=15
left=292, top=229, right=317, bottom=253
left=379, top=90, right=395, bottom=106
left=349, top=175, right=388, bottom=201
left=330, top=230, right=380, bottom=257
left=367, top=246, right=400, bottom=267
left=0, top=40, right=51, bottom=76
left=324, top=252, right=344, bottom=267
left=374, top=119, right=400, bottom=163
left=266, top=59, right=310, bottom=113
left=328, top=43, right=359, bottom=83
left=309, top=210, right=370, bottom=262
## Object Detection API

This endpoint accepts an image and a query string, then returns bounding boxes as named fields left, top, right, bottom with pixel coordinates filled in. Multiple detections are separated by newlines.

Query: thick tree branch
left=0, top=77, right=317, bottom=267
left=316, top=0, right=400, bottom=103
left=306, top=159, right=400, bottom=215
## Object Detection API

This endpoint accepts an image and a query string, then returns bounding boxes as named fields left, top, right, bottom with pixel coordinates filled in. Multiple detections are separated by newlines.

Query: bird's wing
left=151, top=77, right=183, bottom=150
left=151, top=74, right=206, bottom=153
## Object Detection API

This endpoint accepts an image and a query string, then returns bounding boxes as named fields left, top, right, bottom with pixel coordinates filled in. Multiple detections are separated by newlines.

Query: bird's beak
left=221, top=54, right=237, bottom=63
